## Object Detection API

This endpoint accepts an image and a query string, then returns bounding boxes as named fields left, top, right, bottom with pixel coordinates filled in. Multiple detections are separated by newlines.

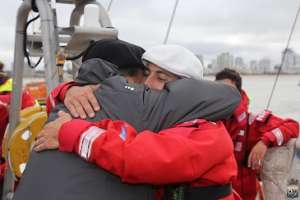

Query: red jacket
left=48, top=82, right=239, bottom=199
left=0, top=90, right=36, bottom=140
left=58, top=118, right=237, bottom=199
left=0, top=90, right=36, bottom=109
left=225, top=90, right=299, bottom=200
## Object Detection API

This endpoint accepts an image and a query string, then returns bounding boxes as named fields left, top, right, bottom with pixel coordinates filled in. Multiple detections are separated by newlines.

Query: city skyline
left=198, top=48, right=300, bottom=74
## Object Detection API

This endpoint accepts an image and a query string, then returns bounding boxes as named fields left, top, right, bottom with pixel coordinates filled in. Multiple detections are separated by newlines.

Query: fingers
left=34, top=141, right=54, bottom=152
left=65, top=98, right=79, bottom=118
left=86, top=91, right=100, bottom=113
left=64, top=86, right=87, bottom=118
left=78, top=95, right=96, bottom=118
left=64, top=85, right=100, bottom=119
left=34, top=144, right=45, bottom=152
left=252, top=153, right=260, bottom=170
left=34, top=135, right=46, bottom=152
left=248, top=151, right=262, bottom=170
left=34, top=135, right=45, bottom=147
left=80, top=85, right=100, bottom=117
left=58, top=111, right=72, bottom=120
left=34, top=134, right=59, bottom=152
left=34, top=143, right=45, bottom=152
left=69, top=98, right=87, bottom=119
left=248, top=141, right=268, bottom=170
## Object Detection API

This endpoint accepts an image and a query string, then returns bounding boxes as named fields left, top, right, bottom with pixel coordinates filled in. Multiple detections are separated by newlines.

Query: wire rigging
left=266, top=0, right=300, bottom=109
left=107, top=0, right=114, bottom=12
left=163, top=0, right=180, bottom=44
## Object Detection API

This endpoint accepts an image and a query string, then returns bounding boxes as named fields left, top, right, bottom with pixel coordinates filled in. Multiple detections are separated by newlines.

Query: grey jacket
left=14, top=59, right=240, bottom=200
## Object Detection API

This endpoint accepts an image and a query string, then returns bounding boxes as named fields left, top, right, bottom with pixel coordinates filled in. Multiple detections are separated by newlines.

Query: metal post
left=163, top=0, right=180, bottom=44
left=69, top=0, right=113, bottom=78
left=70, top=0, right=112, bottom=27
left=35, top=0, right=59, bottom=93
left=2, top=1, right=32, bottom=199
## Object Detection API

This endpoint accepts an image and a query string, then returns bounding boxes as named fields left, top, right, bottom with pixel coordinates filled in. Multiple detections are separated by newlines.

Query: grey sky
left=1, top=0, right=300, bottom=68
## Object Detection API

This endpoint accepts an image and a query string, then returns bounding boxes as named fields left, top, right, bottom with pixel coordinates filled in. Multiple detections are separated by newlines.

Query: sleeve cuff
left=260, top=132, right=276, bottom=147
left=47, top=82, right=73, bottom=114
left=59, top=119, right=93, bottom=152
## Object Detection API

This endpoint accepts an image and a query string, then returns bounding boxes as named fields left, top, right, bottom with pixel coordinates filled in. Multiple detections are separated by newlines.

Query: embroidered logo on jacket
left=119, top=126, right=127, bottom=141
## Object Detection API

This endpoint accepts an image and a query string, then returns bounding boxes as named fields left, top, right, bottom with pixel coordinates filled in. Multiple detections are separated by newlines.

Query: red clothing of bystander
left=225, top=90, right=299, bottom=200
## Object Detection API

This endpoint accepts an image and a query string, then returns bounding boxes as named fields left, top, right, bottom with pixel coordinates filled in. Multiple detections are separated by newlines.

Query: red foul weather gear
left=225, top=90, right=299, bottom=200
left=0, top=90, right=36, bottom=145
left=58, top=118, right=237, bottom=199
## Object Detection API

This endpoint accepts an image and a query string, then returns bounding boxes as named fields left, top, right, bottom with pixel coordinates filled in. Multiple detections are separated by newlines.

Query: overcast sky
left=1, top=0, right=300, bottom=68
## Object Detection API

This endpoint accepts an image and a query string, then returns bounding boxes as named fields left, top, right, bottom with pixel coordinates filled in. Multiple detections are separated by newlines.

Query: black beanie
left=82, top=39, right=145, bottom=70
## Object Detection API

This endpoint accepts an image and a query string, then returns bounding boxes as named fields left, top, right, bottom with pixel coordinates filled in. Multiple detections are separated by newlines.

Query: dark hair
left=119, top=67, right=143, bottom=77
left=215, top=68, right=242, bottom=91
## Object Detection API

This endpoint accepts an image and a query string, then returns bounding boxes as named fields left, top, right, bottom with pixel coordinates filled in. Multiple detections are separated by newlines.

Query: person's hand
left=248, top=140, right=268, bottom=170
left=34, top=111, right=72, bottom=152
left=64, top=84, right=100, bottom=119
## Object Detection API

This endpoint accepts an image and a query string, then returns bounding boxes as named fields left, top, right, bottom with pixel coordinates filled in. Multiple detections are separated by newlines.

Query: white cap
left=142, top=44, right=203, bottom=80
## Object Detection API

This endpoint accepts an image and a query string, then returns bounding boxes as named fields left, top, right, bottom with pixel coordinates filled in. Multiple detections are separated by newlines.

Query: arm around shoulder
left=58, top=118, right=234, bottom=184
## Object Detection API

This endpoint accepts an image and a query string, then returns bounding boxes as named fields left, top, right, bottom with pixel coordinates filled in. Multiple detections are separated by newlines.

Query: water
left=206, top=75, right=300, bottom=121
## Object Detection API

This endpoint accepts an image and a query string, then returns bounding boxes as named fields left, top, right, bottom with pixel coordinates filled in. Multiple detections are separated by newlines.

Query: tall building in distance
left=283, top=48, right=295, bottom=68
left=216, top=52, right=234, bottom=71
left=258, top=58, right=271, bottom=73
left=249, top=60, right=258, bottom=73
left=282, top=48, right=300, bottom=73
left=234, top=56, right=249, bottom=73
left=235, top=57, right=245, bottom=69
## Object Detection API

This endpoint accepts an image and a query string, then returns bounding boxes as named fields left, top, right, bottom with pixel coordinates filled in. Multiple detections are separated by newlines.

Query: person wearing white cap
left=142, top=44, right=203, bottom=90
left=59, top=44, right=205, bottom=118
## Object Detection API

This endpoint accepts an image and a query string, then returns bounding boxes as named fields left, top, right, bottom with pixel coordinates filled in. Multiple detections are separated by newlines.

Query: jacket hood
left=76, top=58, right=120, bottom=85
